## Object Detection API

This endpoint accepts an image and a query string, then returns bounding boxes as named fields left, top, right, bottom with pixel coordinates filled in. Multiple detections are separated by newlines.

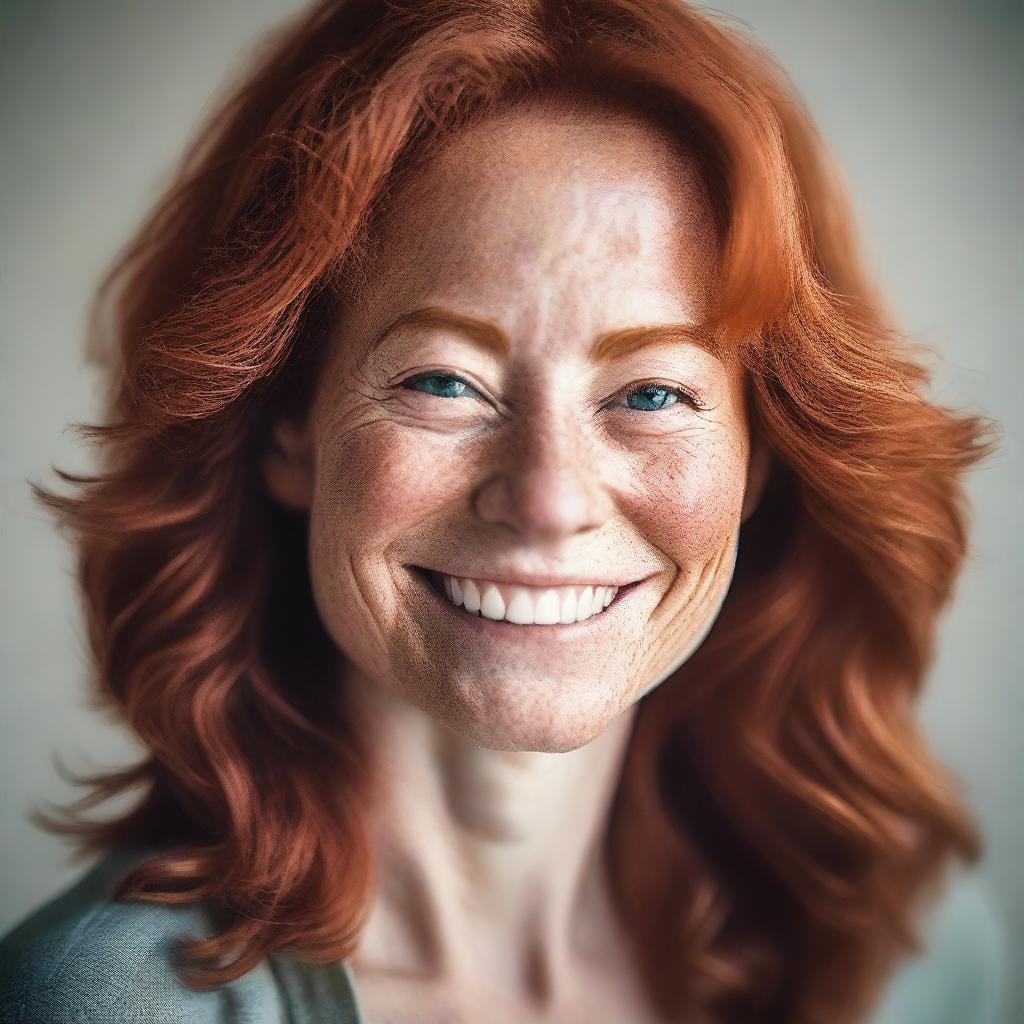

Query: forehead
left=356, top=104, right=719, bottom=304
left=402, top=103, right=711, bottom=220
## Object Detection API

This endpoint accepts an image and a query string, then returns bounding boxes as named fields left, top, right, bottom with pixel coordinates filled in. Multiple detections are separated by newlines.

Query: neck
left=344, top=660, right=638, bottom=1006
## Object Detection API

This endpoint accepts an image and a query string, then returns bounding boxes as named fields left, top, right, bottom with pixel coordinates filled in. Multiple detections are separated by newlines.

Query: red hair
left=32, top=1, right=998, bottom=1021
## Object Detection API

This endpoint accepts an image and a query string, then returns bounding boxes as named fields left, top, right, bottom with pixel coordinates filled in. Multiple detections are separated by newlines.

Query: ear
left=741, top=432, right=773, bottom=524
left=261, top=416, right=315, bottom=511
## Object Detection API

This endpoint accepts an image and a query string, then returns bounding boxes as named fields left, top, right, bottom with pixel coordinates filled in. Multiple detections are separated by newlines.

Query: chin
left=426, top=684, right=625, bottom=754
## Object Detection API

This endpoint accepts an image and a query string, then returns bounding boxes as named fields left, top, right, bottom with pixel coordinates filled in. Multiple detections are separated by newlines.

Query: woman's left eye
left=616, top=382, right=705, bottom=413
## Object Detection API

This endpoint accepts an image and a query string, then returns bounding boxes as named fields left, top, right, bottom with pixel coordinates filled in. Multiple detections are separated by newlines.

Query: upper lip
left=410, top=565, right=654, bottom=588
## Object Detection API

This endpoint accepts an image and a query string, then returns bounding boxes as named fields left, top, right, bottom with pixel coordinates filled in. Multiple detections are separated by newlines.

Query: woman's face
left=264, top=103, right=769, bottom=752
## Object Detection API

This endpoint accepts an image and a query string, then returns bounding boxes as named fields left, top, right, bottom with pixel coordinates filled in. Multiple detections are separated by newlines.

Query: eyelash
left=398, top=372, right=708, bottom=412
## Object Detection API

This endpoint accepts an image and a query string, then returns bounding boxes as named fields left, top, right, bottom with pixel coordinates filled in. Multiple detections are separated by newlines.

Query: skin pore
left=262, top=101, right=771, bottom=1022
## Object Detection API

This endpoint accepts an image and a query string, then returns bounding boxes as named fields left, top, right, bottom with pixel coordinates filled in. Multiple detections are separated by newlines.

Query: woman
left=0, top=0, right=1005, bottom=1021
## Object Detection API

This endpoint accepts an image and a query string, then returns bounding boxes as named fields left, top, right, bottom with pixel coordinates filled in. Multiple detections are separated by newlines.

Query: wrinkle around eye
left=594, top=404, right=730, bottom=448
left=364, top=393, right=504, bottom=443
left=317, top=395, right=393, bottom=454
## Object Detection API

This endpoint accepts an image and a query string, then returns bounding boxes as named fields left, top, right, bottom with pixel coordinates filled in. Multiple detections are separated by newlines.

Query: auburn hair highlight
left=31, top=1, right=998, bottom=1021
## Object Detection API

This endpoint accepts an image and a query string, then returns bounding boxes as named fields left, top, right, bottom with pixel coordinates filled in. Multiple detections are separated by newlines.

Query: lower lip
left=406, top=565, right=646, bottom=640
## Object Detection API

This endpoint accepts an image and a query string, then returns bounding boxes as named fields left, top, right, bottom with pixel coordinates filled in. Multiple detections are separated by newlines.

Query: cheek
left=631, top=433, right=748, bottom=562
left=307, top=425, right=450, bottom=673
left=315, top=426, right=445, bottom=542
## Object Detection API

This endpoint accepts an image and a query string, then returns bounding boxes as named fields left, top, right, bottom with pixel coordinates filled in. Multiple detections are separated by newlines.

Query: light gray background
left=1, top=0, right=1021, bottom=1015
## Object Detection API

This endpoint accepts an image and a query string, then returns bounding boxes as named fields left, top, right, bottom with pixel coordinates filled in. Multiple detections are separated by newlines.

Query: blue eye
left=624, top=383, right=683, bottom=412
left=619, top=382, right=705, bottom=412
left=402, top=373, right=476, bottom=399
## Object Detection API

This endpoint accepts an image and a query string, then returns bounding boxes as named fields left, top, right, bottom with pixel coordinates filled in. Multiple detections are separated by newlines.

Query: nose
left=472, top=413, right=613, bottom=541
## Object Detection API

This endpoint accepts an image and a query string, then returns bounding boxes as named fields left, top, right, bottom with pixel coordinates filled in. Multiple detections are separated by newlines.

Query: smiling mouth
left=407, top=564, right=644, bottom=628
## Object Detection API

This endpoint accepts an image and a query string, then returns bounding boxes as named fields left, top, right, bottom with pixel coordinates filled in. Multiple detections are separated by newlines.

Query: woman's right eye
left=400, top=373, right=477, bottom=399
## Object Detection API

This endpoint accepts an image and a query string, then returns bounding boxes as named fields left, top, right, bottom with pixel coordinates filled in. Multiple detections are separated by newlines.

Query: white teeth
left=462, top=578, right=482, bottom=614
left=533, top=589, right=561, bottom=625
left=433, top=572, right=620, bottom=626
left=480, top=584, right=506, bottom=621
left=505, top=588, right=535, bottom=625
left=559, top=589, right=577, bottom=623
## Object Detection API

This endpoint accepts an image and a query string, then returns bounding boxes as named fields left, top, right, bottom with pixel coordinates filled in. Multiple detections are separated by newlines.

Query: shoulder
left=868, top=868, right=1009, bottom=1024
left=0, top=847, right=284, bottom=1024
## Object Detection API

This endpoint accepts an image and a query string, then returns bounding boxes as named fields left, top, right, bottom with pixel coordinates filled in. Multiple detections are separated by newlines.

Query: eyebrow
left=369, top=305, right=725, bottom=364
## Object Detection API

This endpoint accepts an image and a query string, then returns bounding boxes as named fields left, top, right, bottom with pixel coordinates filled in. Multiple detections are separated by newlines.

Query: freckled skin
left=271, top=105, right=765, bottom=754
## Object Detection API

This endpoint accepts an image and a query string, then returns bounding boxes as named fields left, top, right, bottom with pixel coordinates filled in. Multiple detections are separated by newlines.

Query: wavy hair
left=31, top=1, right=998, bottom=1021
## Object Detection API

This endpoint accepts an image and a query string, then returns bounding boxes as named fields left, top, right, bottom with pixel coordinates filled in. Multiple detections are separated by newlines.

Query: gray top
left=0, top=845, right=1008, bottom=1022
left=0, top=846, right=365, bottom=1024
